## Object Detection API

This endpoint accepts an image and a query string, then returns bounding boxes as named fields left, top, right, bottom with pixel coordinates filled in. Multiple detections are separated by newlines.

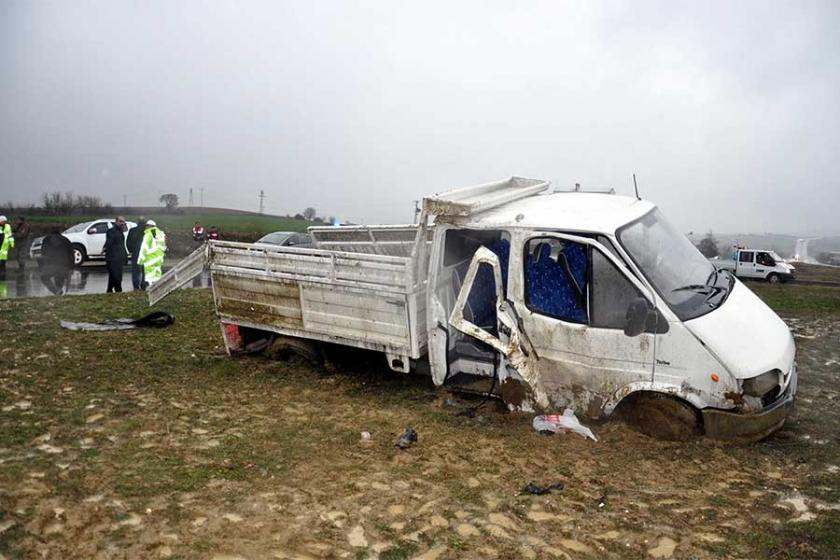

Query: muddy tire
left=265, top=336, right=322, bottom=366
left=767, top=272, right=780, bottom=284
left=620, top=394, right=701, bottom=441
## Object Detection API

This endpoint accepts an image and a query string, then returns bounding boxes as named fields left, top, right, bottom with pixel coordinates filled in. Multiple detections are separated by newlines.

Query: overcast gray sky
left=1, top=0, right=838, bottom=234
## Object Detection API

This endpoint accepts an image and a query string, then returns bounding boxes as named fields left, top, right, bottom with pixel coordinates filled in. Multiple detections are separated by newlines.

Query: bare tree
left=302, top=207, right=317, bottom=221
left=160, top=193, right=179, bottom=210
left=697, top=231, right=720, bottom=258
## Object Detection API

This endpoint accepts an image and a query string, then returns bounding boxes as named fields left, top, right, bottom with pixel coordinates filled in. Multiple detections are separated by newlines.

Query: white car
left=30, top=219, right=138, bottom=267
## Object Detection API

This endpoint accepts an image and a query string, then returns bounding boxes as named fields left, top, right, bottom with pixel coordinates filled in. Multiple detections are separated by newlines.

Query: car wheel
left=72, top=245, right=86, bottom=268
left=617, top=393, right=701, bottom=441
left=767, top=272, right=780, bottom=284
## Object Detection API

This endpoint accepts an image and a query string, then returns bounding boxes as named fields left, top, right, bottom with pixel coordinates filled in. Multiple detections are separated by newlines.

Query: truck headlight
left=742, top=370, right=780, bottom=398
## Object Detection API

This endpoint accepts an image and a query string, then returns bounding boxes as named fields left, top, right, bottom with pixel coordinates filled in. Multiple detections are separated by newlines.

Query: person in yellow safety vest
left=0, top=215, right=15, bottom=281
left=136, top=219, right=166, bottom=289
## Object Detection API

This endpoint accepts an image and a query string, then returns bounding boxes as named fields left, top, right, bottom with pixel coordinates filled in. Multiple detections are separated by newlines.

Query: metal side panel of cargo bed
left=149, top=240, right=428, bottom=361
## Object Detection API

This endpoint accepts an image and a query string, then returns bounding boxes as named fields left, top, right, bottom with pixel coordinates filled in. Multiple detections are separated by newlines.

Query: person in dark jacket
left=103, top=216, right=128, bottom=293
left=13, top=216, right=31, bottom=270
left=126, top=217, right=146, bottom=290
left=40, top=227, right=74, bottom=295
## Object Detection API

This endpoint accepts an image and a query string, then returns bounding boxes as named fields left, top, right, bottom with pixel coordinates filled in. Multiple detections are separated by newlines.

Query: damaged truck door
left=448, top=246, right=550, bottom=410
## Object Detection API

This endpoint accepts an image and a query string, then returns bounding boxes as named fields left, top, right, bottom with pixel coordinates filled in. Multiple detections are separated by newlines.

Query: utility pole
left=122, top=194, right=127, bottom=208
left=259, top=190, right=265, bottom=215
left=189, top=188, right=194, bottom=207
left=413, top=200, right=420, bottom=224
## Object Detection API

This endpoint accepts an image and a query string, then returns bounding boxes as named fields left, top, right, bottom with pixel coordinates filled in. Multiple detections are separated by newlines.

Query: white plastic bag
left=532, top=409, right=598, bottom=441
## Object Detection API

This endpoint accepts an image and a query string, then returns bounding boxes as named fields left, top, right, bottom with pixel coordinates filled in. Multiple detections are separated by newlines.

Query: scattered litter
left=396, top=428, right=418, bottom=449
left=60, top=311, right=174, bottom=332
left=532, top=409, right=598, bottom=441
left=360, top=431, right=371, bottom=442
left=597, top=495, right=607, bottom=509
left=521, top=481, right=564, bottom=495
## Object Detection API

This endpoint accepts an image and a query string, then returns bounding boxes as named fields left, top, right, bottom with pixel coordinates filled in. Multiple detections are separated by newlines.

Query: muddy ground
left=1, top=281, right=838, bottom=559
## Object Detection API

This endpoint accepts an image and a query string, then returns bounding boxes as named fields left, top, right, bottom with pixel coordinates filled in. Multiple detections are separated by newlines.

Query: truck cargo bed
left=150, top=234, right=429, bottom=368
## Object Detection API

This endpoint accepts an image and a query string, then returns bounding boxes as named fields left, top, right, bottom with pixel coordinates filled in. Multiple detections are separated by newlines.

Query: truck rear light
left=222, top=323, right=243, bottom=352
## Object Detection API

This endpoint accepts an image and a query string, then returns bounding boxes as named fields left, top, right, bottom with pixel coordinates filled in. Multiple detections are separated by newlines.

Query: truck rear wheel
left=618, top=393, right=701, bottom=441
left=767, top=273, right=780, bottom=284
left=266, top=336, right=323, bottom=366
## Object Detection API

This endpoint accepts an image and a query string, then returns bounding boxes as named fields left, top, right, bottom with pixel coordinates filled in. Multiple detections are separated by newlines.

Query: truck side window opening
left=463, top=262, right=499, bottom=334
left=442, top=229, right=511, bottom=341
left=524, top=238, right=588, bottom=323
left=756, top=252, right=774, bottom=266
left=91, top=222, right=109, bottom=234
left=739, top=251, right=754, bottom=263
left=590, top=249, right=645, bottom=329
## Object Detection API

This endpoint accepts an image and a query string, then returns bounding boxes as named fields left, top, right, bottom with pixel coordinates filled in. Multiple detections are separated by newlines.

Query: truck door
left=448, top=247, right=550, bottom=410
left=511, top=233, right=658, bottom=416
left=737, top=250, right=756, bottom=278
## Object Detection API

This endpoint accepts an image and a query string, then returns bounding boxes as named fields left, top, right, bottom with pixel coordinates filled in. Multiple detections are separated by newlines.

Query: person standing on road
left=137, top=219, right=166, bottom=288
left=126, top=217, right=146, bottom=290
left=103, top=216, right=128, bottom=293
left=0, top=215, right=15, bottom=281
left=40, top=226, right=74, bottom=295
left=13, top=217, right=31, bottom=270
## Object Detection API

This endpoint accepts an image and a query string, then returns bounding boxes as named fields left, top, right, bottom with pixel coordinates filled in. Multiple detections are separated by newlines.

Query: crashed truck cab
left=423, top=178, right=796, bottom=441
left=149, top=177, right=796, bottom=442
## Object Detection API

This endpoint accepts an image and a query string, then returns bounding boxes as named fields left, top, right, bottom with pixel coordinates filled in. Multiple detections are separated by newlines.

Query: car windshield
left=256, top=232, right=293, bottom=245
left=619, top=208, right=728, bottom=320
left=64, top=222, right=91, bottom=233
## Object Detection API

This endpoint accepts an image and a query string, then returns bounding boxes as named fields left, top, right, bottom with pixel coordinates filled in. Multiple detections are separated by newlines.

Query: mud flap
left=448, top=247, right=549, bottom=411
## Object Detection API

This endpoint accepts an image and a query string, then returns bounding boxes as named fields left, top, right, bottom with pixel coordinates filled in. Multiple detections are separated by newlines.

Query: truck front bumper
left=702, top=363, right=797, bottom=443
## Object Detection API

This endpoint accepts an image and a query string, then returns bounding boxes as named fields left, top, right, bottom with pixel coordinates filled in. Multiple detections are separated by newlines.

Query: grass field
left=1, top=277, right=838, bottom=558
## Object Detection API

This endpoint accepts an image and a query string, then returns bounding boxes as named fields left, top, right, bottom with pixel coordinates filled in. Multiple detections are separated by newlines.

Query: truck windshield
left=618, top=208, right=728, bottom=320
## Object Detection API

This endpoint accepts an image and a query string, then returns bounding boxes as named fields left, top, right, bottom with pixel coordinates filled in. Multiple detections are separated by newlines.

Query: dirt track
left=0, top=287, right=838, bottom=559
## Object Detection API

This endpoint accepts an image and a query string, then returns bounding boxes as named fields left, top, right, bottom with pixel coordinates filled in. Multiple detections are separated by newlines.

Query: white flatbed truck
left=151, top=177, right=797, bottom=441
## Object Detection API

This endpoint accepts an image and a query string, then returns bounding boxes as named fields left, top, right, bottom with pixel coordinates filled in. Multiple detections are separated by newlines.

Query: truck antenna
left=633, top=173, right=640, bottom=200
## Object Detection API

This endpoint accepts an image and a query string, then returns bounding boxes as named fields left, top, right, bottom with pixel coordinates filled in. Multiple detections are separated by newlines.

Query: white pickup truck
left=151, top=178, right=796, bottom=442
left=712, top=249, right=796, bottom=283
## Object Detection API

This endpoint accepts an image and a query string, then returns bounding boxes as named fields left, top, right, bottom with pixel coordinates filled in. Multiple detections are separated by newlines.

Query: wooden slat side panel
left=301, top=285, right=410, bottom=348
left=213, top=273, right=303, bottom=329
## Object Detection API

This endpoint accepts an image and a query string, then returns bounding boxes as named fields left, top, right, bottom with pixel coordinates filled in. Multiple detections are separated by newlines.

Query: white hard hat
left=145, top=219, right=156, bottom=226
left=0, top=216, right=6, bottom=222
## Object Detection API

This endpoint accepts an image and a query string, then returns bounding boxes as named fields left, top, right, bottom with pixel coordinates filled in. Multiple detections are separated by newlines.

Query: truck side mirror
left=624, top=297, right=650, bottom=337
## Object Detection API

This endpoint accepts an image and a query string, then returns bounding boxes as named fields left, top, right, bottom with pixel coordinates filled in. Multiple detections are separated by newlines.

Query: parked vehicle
left=30, top=219, right=137, bottom=267
left=150, top=177, right=796, bottom=442
left=254, top=231, right=313, bottom=247
left=712, top=248, right=795, bottom=283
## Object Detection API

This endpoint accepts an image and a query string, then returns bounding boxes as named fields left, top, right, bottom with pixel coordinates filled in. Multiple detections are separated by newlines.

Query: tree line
left=3, top=192, right=114, bottom=216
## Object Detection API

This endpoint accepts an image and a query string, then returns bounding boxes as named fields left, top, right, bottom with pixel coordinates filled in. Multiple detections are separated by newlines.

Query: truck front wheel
left=767, top=272, right=780, bottom=284
left=617, top=393, right=701, bottom=441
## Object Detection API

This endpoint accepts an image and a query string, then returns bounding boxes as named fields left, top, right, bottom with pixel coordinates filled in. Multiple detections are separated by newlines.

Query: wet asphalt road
left=0, top=259, right=207, bottom=299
